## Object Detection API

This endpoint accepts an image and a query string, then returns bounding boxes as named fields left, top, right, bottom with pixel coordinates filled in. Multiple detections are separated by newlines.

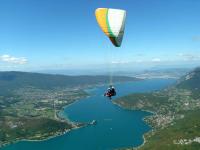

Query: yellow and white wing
left=95, top=8, right=126, bottom=47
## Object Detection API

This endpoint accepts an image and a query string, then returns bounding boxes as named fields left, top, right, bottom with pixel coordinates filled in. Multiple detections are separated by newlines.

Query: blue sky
left=0, top=0, right=200, bottom=72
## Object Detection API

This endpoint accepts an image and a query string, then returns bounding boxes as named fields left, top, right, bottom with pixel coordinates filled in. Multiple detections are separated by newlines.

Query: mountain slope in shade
left=176, top=67, right=200, bottom=90
left=0, top=71, right=139, bottom=95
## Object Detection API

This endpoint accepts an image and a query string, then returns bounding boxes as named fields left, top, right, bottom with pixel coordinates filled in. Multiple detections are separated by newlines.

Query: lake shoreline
left=0, top=81, right=132, bottom=149
left=112, top=100, right=156, bottom=150
left=1, top=79, right=175, bottom=150
left=0, top=92, right=92, bottom=149
left=0, top=124, right=88, bottom=149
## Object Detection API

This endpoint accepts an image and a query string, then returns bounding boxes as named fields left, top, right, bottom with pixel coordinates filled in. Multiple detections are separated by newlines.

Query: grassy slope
left=114, top=68, right=200, bottom=150
left=0, top=117, right=73, bottom=146
left=138, top=110, right=200, bottom=150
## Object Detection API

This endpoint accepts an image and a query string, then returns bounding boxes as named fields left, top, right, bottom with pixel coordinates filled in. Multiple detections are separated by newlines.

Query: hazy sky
left=0, top=0, right=200, bottom=71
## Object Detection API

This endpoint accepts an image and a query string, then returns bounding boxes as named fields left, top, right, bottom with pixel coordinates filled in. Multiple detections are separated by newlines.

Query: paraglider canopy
left=95, top=8, right=126, bottom=47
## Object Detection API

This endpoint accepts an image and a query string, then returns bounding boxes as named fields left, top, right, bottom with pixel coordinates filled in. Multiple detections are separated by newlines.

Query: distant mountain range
left=36, top=67, right=191, bottom=77
left=133, top=68, right=191, bottom=79
left=176, top=67, right=200, bottom=89
left=0, top=71, right=139, bottom=95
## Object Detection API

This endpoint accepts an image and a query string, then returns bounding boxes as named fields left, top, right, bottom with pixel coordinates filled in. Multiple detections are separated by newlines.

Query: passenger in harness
left=104, top=85, right=116, bottom=99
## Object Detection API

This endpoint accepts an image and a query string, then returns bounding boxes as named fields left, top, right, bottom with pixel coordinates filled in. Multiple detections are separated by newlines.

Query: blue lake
left=1, top=79, right=175, bottom=150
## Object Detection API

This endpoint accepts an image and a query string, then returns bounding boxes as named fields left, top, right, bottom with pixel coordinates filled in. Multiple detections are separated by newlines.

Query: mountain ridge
left=0, top=71, right=140, bottom=95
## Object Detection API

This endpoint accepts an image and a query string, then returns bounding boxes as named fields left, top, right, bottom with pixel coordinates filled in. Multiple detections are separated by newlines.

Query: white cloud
left=151, top=58, right=161, bottom=63
left=0, top=54, right=28, bottom=64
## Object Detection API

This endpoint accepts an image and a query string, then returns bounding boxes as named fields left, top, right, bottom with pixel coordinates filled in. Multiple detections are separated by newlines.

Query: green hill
left=176, top=67, right=200, bottom=90
left=0, top=71, right=139, bottom=95
left=114, top=67, right=200, bottom=150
